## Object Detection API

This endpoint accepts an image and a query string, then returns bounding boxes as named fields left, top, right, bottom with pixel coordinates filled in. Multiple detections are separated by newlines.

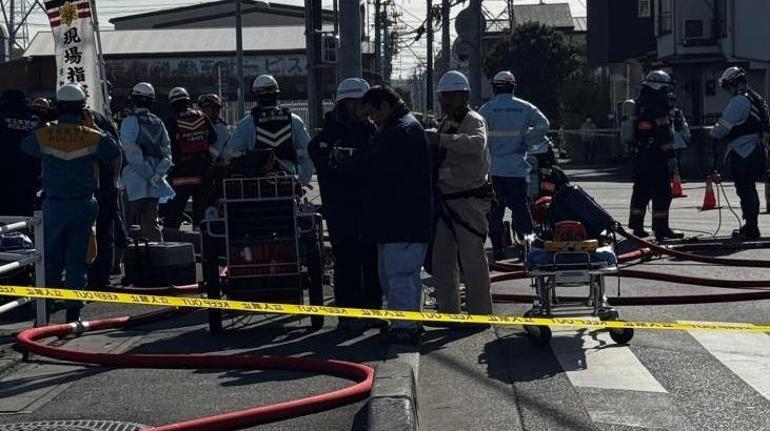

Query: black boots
left=732, top=224, right=761, bottom=239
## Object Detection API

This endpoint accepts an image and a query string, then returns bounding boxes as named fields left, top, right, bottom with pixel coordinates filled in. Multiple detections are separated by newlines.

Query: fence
left=0, top=212, right=47, bottom=326
left=221, top=100, right=336, bottom=127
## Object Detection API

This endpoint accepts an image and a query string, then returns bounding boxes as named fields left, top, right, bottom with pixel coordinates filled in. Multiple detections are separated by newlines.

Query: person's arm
left=96, top=132, right=121, bottom=163
left=210, top=122, right=230, bottom=160
left=524, top=105, right=550, bottom=150
left=21, top=133, right=41, bottom=158
left=711, top=96, right=750, bottom=139
left=120, top=116, right=155, bottom=180
left=681, top=114, right=691, bottom=143
left=437, top=113, right=487, bottom=155
left=223, top=116, right=253, bottom=162
left=155, top=125, right=173, bottom=176
left=291, top=114, right=315, bottom=184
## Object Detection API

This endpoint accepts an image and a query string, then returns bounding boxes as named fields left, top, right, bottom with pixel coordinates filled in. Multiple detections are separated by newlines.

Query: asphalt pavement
left=1, top=165, right=769, bottom=430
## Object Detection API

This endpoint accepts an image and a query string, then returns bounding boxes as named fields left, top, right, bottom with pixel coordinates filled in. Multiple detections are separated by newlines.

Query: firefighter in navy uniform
left=0, top=89, right=39, bottom=217
left=626, top=70, right=684, bottom=241
left=163, top=87, right=218, bottom=230
left=710, top=66, right=769, bottom=239
left=224, top=75, right=314, bottom=184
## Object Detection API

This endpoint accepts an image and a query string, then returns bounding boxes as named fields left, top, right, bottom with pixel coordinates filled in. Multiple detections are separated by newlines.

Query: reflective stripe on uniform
left=488, top=130, right=521, bottom=138
left=652, top=211, right=669, bottom=218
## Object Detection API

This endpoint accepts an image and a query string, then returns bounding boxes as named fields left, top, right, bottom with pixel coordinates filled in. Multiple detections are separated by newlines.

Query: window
left=638, top=0, right=651, bottom=18
left=658, top=0, right=672, bottom=34
left=684, top=20, right=704, bottom=38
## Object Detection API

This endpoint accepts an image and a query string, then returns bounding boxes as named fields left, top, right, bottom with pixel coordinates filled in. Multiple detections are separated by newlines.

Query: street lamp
left=236, top=0, right=270, bottom=116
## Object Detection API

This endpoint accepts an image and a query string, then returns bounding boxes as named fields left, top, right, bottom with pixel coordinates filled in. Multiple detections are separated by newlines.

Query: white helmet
left=252, top=74, right=280, bottom=95
left=492, top=70, right=517, bottom=87
left=168, top=87, right=190, bottom=103
left=57, top=83, right=86, bottom=103
left=437, top=70, right=470, bottom=93
left=718, top=66, right=747, bottom=90
left=642, top=70, right=673, bottom=91
left=336, top=78, right=370, bottom=102
left=131, top=82, right=156, bottom=99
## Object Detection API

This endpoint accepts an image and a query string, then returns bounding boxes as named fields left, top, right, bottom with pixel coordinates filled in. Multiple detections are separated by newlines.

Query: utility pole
left=383, top=5, right=392, bottom=84
left=441, top=0, right=450, bottom=75
left=235, top=0, right=245, bottom=115
left=304, top=0, right=323, bottom=131
left=508, top=0, right=515, bottom=37
left=426, top=0, right=434, bottom=112
left=469, top=0, right=482, bottom=106
left=374, top=0, right=382, bottom=81
left=339, top=0, right=361, bottom=79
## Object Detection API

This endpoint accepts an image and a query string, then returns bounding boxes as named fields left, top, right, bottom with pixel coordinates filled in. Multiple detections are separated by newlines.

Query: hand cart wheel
left=523, top=309, right=552, bottom=346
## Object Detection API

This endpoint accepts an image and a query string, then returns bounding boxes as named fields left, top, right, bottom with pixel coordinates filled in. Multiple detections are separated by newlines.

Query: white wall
left=733, top=0, right=770, bottom=62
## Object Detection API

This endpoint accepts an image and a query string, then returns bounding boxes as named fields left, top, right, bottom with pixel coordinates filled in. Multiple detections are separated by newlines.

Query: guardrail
left=0, top=211, right=46, bottom=326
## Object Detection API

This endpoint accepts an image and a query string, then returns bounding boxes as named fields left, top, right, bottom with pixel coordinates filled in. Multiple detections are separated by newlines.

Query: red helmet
left=531, top=196, right=552, bottom=225
left=197, top=93, right=222, bottom=108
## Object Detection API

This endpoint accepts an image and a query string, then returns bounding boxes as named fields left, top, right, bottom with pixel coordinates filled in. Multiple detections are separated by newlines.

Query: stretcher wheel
left=523, top=310, right=552, bottom=346
left=609, top=326, right=634, bottom=344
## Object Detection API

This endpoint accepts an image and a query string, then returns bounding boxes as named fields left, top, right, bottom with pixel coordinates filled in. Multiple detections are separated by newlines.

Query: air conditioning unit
left=681, top=19, right=712, bottom=46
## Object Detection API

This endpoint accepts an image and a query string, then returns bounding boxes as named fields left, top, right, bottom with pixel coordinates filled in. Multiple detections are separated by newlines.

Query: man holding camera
left=309, top=78, right=383, bottom=332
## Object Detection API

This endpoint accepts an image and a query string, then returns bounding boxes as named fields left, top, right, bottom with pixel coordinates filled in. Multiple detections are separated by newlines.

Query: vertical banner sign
left=45, top=0, right=106, bottom=114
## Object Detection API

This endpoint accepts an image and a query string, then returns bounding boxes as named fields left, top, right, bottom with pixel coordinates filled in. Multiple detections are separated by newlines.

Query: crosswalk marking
left=687, top=329, right=770, bottom=401
left=550, top=328, right=667, bottom=393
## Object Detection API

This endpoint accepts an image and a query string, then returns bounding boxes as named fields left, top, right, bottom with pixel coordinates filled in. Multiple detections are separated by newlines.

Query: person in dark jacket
left=309, top=78, right=382, bottom=332
left=0, top=89, right=39, bottom=217
left=345, top=86, right=433, bottom=346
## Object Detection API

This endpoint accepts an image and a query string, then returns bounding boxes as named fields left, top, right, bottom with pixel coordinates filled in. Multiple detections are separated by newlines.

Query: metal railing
left=0, top=211, right=46, bottom=327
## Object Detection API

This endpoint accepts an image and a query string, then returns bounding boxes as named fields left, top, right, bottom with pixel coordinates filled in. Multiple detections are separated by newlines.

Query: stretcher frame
left=0, top=212, right=46, bottom=326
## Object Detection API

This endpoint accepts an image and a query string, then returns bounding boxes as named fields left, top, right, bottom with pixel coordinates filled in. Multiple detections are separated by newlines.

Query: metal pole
left=305, top=0, right=322, bottom=131
left=441, top=0, right=450, bottom=75
left=426, top=0, right=434, bottom=112
left=339, top=0, right=362, bottom=79
left=374, top=0, right=382, bottom=81
left=89, top=0, right=111, bottom=115
left=236, top=0, right=245, bottom=116
left=34, top=210, right=46, bottom=327
left=8, top=0, right=15, bottom=60
left=469, top=0, right=482, bottom=107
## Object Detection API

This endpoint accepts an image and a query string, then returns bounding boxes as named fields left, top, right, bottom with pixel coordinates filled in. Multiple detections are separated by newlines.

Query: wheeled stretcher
left=523, top=234, right=634, bottom=346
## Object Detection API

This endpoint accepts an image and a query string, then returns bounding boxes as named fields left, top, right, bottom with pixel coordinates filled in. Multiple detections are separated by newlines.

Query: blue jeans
left=489, top=176, right=533, bottom=250
left=377, top=242, right=428, bottom=329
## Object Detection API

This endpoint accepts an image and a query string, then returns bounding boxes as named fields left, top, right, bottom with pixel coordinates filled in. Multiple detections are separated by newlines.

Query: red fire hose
left=618, top=227, right=770, bottom=267
left=16, top=309, right=374, bottom=431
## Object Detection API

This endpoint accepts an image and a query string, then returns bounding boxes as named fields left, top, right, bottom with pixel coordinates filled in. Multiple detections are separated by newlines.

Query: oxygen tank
left=619, top=99, right=637, bottom=146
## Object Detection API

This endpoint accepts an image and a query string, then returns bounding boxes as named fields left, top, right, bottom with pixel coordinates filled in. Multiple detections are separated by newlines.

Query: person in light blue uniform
left=710, top=66, right=769, bottom=239
left=21, top=84, right=120, bottom=323
left=120, top=82, right=175, bottom=241
left=224, top=75, right=314, bottom=184
left=672, top=107, right=690, bottom=167
left=479, top=70, right=549, bottom=260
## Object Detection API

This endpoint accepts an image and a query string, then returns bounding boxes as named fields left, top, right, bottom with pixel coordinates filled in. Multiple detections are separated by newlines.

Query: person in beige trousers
left=425, top=71, right=494, bottom=324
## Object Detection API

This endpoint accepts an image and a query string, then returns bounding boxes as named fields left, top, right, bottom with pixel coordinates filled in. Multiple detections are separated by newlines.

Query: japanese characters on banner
left=45, top=0, right=107, bottom=114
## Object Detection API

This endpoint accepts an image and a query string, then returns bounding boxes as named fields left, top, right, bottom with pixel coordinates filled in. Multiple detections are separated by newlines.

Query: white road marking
left=550, top=328, right=667, bottom=392
left=687, top=328, right=770, bottom=401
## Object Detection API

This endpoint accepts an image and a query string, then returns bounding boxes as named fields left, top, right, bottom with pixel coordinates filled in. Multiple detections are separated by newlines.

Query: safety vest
left=632, top=99, right=675, bottom=157
left=173, top=109, right=211, bottom=157
left=252, top=106, right=296, bottom=164
left=725, top=90, right=769, bottom=143
left=131, top=111, right=165, bottom=159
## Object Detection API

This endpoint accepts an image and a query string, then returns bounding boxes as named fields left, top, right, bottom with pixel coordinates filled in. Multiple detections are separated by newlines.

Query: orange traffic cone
left=671, top=169, right=686, bottom=198
left=700, top=175, right=718, bottom=211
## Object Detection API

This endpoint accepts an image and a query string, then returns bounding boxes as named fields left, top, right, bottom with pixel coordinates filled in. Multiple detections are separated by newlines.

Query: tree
left=484, top=22, right=579, bottom=125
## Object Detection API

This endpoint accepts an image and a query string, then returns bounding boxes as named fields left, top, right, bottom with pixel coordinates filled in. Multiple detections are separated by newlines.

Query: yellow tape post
left=2, top=285, right=769, bottom=333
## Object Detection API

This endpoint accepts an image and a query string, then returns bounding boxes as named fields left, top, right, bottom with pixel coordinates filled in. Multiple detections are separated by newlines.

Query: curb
left=366, top=347, right=420, bottom=431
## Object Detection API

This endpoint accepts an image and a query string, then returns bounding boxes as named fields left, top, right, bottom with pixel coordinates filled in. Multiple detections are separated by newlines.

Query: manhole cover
left=0, top=420, right=147, bottom=431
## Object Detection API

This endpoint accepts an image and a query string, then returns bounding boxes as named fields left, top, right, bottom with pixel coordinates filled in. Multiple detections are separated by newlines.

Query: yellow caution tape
left=2, top=284, right=769, bottom=333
